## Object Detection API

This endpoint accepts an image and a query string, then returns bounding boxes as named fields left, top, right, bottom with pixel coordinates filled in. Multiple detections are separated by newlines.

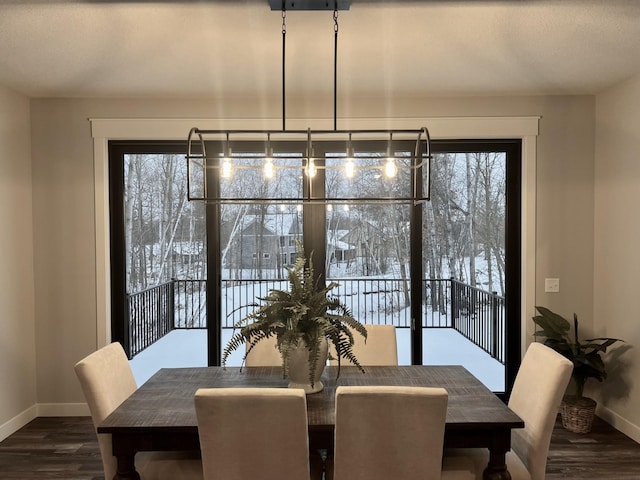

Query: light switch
left=545, top=278, right=560, bottom=293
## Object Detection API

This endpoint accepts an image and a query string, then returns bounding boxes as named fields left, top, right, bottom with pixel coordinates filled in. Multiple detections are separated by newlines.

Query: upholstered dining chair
left=327, top=385, right=448, bottom=480
left=441, top=342, right=573, bottom=480
left=244, top=335, right=282, bottom=366
left=74, top=342, right=203, bottom=480
left=329, top=324, right=398, bottom=366
left=195, top=387, right=321, bottom=480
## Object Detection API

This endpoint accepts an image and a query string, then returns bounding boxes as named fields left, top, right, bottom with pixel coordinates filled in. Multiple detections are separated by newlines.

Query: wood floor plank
left=0, top=417, right=102, bottom=480
left=546, top=414, right=640, bottom=479
left=0, top=415, right=639, bottom=479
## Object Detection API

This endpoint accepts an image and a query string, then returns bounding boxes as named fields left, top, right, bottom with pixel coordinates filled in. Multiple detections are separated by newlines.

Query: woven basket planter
left=560, top=395, right=597, bottom=433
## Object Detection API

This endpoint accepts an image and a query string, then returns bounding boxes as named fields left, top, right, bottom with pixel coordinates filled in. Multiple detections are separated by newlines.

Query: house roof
left=0, top=1, right=639, bottom=99
left=239, top=212, right=302, bottom=236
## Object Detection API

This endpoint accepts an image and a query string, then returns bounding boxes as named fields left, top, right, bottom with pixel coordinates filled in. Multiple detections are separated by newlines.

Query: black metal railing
left=127, top=282, right=174, bottom=358
left=126, top=279, right=206, bottom=357
left=174, top=279, right=207, bottom=328
left=450, top=278, right=506, bottom=364
left=126, top=277, right=505, bottom=364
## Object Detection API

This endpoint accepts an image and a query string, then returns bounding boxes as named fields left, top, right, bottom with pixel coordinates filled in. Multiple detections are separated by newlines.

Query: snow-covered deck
left=130, top=328, right=505, bottom=392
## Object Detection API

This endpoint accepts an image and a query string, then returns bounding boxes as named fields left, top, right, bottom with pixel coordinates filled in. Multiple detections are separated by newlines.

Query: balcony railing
left=126, top=277, right=505, bottom=363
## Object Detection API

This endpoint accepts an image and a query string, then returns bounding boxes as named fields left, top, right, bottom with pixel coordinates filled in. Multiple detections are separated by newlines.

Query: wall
left=28, top=95, right=597, bottom=416
left=594, top=73, right=640, bottom=441
left=0, top=84, right=36, bottom=441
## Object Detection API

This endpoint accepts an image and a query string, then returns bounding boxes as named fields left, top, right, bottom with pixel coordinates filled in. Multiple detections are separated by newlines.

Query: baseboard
left=0, top=405, right=38, bottom=442
left=37, top=402, right=90, bottom=417
left=0, top=403, right=91, bottom=442
left=597, top=404, right=640, bottom=444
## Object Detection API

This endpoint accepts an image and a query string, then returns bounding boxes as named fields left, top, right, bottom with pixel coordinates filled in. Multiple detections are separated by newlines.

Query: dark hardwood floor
left=0, top=417, right=102, bottom=480
left=545, top=415, right=640, bottom=479
left=0, top=415, right=639, bottom=479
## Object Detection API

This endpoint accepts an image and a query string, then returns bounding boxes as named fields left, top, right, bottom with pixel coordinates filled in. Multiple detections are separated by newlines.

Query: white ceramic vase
left=287, top=337, right=328, bottom=394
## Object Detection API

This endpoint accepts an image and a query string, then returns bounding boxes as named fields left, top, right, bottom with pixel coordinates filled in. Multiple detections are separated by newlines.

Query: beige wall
left=594, top=73, right=640, bottom=439
left=0, top=84, right=36, bottom=438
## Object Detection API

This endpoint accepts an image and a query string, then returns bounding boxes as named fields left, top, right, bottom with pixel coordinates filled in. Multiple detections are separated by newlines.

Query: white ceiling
left=0, top=0, right=639, bottom=99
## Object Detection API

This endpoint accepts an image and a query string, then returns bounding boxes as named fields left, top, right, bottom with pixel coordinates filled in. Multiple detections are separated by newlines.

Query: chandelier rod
left=333, top=0, right=339, bottom=131
left=282, top=1, right=287, bottom=131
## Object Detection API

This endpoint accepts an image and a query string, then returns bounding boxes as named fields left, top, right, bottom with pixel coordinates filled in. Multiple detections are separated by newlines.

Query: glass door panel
left=122, top=152, right=208, bottom=384
left=423, top=150, right=507, bottom=392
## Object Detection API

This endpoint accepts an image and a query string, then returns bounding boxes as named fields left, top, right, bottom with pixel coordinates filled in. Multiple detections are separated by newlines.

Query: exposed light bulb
left=264, top=158, right=275, bottom=179
left=384, top=158, right=397, bottom=178
left=345, top=158, right=355, bottom=178
left=221, top=158, right=232, bottom=178
left=307, top=159, right=317, bottom=178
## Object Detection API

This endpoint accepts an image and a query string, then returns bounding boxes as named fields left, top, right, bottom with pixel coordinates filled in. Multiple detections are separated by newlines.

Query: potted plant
left=532, top=306, right=623, bottom=433
left=222, top=245, right=367, bottom=394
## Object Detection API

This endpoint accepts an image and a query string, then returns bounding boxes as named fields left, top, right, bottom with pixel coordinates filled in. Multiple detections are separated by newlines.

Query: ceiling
left=1, top=0, right=639, bottom=99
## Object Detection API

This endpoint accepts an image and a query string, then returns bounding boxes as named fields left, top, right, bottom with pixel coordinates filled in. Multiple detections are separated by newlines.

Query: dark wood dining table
left=98, top=365, right=523, bottom=480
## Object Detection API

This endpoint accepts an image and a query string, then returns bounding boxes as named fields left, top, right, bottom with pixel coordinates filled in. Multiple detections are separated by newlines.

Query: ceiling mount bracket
left=268, top=0, right=351, bottom=11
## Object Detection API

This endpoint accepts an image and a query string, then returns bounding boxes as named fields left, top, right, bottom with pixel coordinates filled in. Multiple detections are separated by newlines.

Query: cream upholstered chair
left=441, top=342, right=573, bottom=480
left=195, top=387, right=317, bottom=480
left=328, top=385, right=448, bottom=480
left=330, top=324, right=398, bottom=366
left=244, top=335, right=282, bottom=366
left=74, top=342, right=203, bottom=480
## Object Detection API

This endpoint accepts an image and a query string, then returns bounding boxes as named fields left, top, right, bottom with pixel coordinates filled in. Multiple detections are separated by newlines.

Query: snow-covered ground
left=130, top=327, right=505, bottom=392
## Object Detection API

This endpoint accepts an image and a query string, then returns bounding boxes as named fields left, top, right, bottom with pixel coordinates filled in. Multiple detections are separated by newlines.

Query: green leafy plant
left=222, top=245, right=367, bottom=386
left=532, top=306, right=623, bottom=398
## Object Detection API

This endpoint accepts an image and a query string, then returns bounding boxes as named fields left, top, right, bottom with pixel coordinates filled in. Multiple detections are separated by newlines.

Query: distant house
left=171, top=241, right=205, bottom=263
left=327, top=229, right=356, bottom=264
left=222, top=212, right=302, bottom=275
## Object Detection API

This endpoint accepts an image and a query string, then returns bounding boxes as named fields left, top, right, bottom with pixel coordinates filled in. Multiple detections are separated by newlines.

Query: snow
left=129, top=327, right=505, bottom=392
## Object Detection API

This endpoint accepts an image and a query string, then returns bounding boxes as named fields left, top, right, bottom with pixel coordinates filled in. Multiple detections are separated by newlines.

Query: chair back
left=508, top=342, right=573, bottom=480
left=244, top=335, right=282, bottom=367
left=330, top=324, right=398, bottom=366
left=332, top=385, right=448, bottom=480
left=74, top=342, right=137, bottom=480
left=195, top=387, right=311, bottom=480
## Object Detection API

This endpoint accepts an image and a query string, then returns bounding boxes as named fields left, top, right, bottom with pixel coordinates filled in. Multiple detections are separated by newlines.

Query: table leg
left=113, top=453, right=140, bottom=480
left=482, top=433, right=511, bottom=480
left=482, top=450, right=511, bottom=480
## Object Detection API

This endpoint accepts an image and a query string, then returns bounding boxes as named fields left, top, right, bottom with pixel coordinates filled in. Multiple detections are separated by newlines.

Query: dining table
left=98, top=365, right=523, bottom=480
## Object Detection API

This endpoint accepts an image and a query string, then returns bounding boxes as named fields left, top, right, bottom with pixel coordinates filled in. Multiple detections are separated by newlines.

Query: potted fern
left=222, top=245, right=367, bottom=394
left=532, top=306, right=623, bottom=433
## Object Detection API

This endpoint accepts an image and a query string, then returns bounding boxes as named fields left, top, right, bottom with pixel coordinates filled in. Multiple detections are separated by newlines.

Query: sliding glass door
left=109, top=138, right=520, bottom=394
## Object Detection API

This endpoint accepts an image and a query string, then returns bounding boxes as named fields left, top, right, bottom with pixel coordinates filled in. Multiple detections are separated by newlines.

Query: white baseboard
left=597, top=404, right=640, bottom=444
left=0, top=405, right=38, bottom=442
left=0, top=403, right=90, bottom=443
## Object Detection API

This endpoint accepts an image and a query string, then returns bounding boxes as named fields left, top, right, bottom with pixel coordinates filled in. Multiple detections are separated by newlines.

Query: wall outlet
left=545, top=278, right=560, bottom=293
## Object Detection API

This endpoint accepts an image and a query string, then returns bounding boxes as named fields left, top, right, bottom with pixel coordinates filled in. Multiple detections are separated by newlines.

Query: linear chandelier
left=186, top=0, right=432, bottom=206
left=186, top=127, right=431, bottom=205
